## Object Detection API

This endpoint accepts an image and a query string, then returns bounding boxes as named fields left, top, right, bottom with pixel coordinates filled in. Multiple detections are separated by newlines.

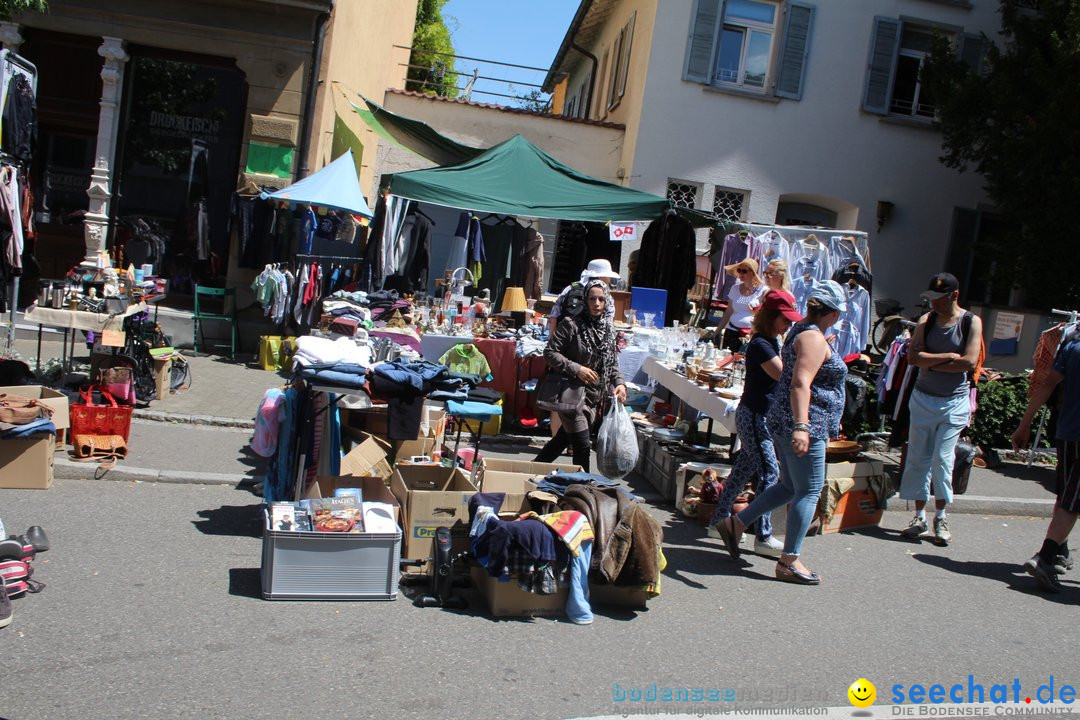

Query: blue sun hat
left=807, top=280, right=847, bottom=313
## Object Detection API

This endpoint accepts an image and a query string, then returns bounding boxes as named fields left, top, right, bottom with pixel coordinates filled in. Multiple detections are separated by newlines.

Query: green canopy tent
left=385, top=134, right=675, bottom=223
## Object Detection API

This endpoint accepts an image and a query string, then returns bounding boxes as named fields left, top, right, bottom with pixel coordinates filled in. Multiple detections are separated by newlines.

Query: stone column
left=83, top=36, right=129, bottom=265
left=0, top=22, right=23, bottom=52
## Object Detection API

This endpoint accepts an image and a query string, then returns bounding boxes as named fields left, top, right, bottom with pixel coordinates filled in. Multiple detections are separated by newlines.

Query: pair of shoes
left=717, top=516, right=742, bottom=560
left=1025, top=555, right=1063, bottom=593
left=901, top=516, right=928, bottom=540
left=0, top=581, right=10, bottom=629
left=754, top=535, right=785, bottom=558
left=775, top=559, right=820, bottom=585
left=1024, top=554, right=1071, bottom=577
left=932, top=517, right=952, bottom=546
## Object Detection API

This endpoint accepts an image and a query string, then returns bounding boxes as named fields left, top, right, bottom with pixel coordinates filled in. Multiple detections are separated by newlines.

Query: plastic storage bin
left=261, top=510, right=401, bottom=600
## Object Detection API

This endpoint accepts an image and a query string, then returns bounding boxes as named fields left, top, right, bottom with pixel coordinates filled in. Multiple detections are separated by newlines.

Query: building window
left=684, top=0, right=815, bottom=100
left=890, top=24, right=939, bottom=118
left=607, top=13, right=636, bottom=111
left=714, top=0, right=777, bottom=89
left=713, top=189, right=746, bottom=223
left=667, top=181, right=700, bottom=209
left=863, top=17, right=981, bottom=118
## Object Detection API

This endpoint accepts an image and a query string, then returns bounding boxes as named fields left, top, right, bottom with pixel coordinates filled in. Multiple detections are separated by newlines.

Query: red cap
left=761, top=290, right=803, bottom=322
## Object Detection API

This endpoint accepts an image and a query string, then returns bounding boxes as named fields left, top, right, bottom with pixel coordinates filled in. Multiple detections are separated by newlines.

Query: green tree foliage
left=922, top=0, right=1080, bottom=309
left=0, top=0, right=47, bottom=20
left=407, top=0, right=458, bottom=98
left=514, top=89, right=551, bottom=113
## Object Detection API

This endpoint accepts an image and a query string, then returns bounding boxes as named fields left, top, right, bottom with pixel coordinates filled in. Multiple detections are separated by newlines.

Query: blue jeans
left=898, top=388, right=970, bottom=504
left=566, top=539, right=593, bottom=624
left=711, top=405, right=778, bottom=540
left=736, top=435, right=826, bottom=557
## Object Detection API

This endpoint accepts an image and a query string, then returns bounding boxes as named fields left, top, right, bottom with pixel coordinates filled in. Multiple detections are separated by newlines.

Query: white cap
left=580, top=258, right=620, bottom=282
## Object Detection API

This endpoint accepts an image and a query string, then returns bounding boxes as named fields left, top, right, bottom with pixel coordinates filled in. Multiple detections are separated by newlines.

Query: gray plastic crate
left=261, top=511, right=401, bottom=600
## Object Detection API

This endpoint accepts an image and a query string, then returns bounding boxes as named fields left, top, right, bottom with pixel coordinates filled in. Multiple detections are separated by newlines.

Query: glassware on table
left=624, top=309, right=637, bottom=326
left=643, top=312, right=656, bottom=328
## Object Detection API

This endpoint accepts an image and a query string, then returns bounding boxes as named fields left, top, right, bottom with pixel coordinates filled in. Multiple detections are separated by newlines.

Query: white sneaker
left=754, top=535, right=785, bottom=558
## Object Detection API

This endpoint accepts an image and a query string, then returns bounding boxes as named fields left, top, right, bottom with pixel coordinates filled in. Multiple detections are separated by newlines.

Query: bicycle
left=870, top=298, right=927, bottom=354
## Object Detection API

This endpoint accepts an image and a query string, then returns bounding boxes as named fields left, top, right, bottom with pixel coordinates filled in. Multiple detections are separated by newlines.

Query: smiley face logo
left=848, top=679, right=876, bottom=708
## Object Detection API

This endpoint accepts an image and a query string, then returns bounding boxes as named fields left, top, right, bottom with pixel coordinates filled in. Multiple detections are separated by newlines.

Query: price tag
left=101, top=329, right=126, bottom=347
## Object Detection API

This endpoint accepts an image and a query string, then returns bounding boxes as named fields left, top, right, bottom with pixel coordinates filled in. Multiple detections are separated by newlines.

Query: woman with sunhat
left=717, top=258, right=766, bottom=352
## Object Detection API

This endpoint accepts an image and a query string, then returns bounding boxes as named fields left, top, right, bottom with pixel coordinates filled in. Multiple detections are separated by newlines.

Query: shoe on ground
left=1025, top=555, right=1063, bottom=593
left=900, top=516, right=928, bottom=540
left=932, top=516, right=951, bottom=546
left=707, top=522, right=722, bottom=539
left=1024, top=554, right=1072, bottom=576
left=0, top=582, right=10, bottom=629
left=754, top=535, right=784, bottom=558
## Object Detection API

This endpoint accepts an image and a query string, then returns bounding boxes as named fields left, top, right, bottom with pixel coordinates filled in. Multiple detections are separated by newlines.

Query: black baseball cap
left=921, top=272, right=959, bottom=301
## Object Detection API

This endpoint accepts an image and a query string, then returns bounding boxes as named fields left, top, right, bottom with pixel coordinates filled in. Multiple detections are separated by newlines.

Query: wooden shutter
left=863, top=17, right=900, bottom=115
left=959, top=32, right=987, bottom=75
left=617, top=12, right=636, bottom=99
left=684, top=0, right=722, bottom=83
left=775, top=2, right=815, bottom=100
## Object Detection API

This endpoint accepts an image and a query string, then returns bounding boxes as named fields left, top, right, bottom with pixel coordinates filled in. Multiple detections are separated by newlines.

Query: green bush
left=971, top=375, right=1040, bottom=450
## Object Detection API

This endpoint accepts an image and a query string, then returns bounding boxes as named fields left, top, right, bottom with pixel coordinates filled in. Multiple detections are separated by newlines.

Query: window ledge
left=913, top=0, right=973, bottom=9
left=878, top=114, right=941, bottom=132
left=701, top=83, right=781, bottom=105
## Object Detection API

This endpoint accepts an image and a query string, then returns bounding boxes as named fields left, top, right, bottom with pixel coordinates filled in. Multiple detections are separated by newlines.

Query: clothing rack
left=296, top=253, right=362, bottom=263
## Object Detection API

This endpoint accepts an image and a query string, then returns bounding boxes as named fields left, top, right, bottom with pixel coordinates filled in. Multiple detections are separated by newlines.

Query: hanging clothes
left=789, top=237, right=832, bottom=283
left=447, top=212, right=481, bottom=274
left=635, top=211, right=697, bottom=324
left=1, top=74, right=35, bottom=164
left=791, top=274, right=819, bottom=316
left=756, top=229, right=788, bottom=269
left=833, top=282, right=872, bottom=357
left=712, top=231, right=761, bottom=300
left=523, top=226, right=545, bottom=301
left=0, top=166, right=23, bottom=273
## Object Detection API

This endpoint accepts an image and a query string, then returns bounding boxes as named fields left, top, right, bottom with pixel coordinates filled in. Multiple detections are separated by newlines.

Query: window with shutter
left=863, top=17, right=961, bottom=119
left=863, top=17, right=901, bottom=115
left=608, top=14, right=635, bottom=111
left=684, top=1, right=815, bottom=100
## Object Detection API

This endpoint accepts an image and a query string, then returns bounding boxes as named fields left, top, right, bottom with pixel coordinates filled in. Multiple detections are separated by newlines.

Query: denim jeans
left=710, top=405, right=779, bottom=540
left=898, top=388, right=970, bottom=504
left=565, top=539, right=593, bottom=624
left=736, top=435, right=825, bottom=556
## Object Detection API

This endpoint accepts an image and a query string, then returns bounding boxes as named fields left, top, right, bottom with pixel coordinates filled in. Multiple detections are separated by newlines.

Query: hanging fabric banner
left=609, top=222, right=638, bottom=242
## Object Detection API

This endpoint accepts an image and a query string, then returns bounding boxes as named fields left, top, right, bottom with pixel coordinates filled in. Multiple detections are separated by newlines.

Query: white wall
left=627, top=0, right=1001, bottom=307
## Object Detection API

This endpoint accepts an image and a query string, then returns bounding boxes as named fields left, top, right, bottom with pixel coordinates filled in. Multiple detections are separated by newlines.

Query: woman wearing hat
left=717, top=280, right=848, bottom=585
left=717, top=258, right=767, bottom=352
left=709, top=290, right=803, bottom=558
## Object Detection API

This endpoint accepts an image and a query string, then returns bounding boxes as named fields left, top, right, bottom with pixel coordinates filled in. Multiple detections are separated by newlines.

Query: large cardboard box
left=820, top=474, right=884, bottom=534
left=390, top=464, right=477, bottom=564
left=395, top=407, right=447, bottom=460
left=0, top=385, right=69, bottom=430
left=0, top=436, right=55, bottom=489
left=260, top=475, right=402, bottom=600
left=152, top=358, right=172, bottom=402
left=477, top=459, right=582, bottom=513
left=471, top=564, right=567, bottom=617
left=339, top=432, right=393, bottom=482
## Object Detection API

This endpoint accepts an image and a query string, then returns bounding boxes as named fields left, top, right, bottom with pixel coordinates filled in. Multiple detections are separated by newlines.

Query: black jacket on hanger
left=634, top=211, right=697, bottom=325
left=2, top=74, right=35, bottom=164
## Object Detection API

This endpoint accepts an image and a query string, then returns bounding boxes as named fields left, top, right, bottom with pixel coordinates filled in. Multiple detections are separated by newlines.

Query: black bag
left=559, top=282, right=587, bottom=319
left=535, top=372, right=586, bottom=413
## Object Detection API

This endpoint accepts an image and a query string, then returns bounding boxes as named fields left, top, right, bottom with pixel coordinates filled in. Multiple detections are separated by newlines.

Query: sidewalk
left=13, top=325, right=1058, bottom=518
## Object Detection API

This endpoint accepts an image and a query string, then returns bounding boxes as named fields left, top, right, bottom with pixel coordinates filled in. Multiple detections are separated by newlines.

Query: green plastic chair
left=193, top=285, right=239, bottom=359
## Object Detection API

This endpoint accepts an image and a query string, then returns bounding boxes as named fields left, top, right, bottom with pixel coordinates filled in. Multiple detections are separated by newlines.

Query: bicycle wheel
left=870, top=317, right=900, bottom=354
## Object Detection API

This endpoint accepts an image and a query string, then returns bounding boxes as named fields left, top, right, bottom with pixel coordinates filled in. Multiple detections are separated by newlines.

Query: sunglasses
left=736, top=268, right=749, bottom=275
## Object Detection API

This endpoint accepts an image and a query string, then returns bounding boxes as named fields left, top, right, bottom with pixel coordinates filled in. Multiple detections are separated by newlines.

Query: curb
left=53, top=455, right=254, bottom=486
left=132, top=409, right=255, bottom=429
left=889, top=495, right=1055, bottom=519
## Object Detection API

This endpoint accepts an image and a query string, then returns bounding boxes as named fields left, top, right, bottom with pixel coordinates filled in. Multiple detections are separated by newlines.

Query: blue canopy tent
left=261, top=149, right=373, bottom=217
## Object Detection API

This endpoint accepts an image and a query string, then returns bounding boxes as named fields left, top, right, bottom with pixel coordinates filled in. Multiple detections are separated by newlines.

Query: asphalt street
left=1, top=478, right=1077, bottom=720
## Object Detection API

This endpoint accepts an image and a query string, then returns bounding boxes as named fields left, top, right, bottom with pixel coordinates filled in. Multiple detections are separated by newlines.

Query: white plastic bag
left=596, top=399, right=639, bottom=479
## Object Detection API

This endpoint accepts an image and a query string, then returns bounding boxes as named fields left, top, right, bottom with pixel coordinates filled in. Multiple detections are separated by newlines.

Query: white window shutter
left=863, top=16, right=901, bottom=115
left=776, top=2, right=815, bottom=100
left=684, top=0, right=722, bottom=83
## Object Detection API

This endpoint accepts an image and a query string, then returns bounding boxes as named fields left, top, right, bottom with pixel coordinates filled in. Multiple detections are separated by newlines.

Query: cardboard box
left=0, top=436, right=55, bottom=489
left=819, top=474, right=884, bottom=534
left=0, top=385, right=69, bottom=430
left=477, top=459, right=582, bottom=513
left=471, top=564, right=567, bottom=617
left=340, top=432, right=393, bottom=482
left=261, top=475, right=402, bottom=600
left=390, top=464, right=477, bottom=564
left=152, top=358, right=172, bottom=401
left=825, top=458, right=884, bottom=478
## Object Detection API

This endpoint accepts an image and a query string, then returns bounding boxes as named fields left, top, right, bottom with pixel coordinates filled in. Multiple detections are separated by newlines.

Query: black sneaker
left=1026, top=555, right=1063, bottom=593
left=900, top=516, right=928, bottom=539
left=933, top=516, right=951, bottom=546
left=0, top=582, right=11, bottom=629
left=1024, top=553, right=1073, bottom=576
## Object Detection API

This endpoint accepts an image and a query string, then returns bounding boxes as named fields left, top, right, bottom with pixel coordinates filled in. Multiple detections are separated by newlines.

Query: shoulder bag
left=535, top=372, right=587, bottom=414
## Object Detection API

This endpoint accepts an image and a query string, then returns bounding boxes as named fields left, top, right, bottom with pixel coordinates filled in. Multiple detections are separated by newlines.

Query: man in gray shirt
left=898, top=273, right=984, bottom=546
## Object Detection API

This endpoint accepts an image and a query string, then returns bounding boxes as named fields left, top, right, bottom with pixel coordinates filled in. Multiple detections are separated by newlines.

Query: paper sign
left=993, top=312, right=1024, bottom=341
left=609, top=222, right=637, bottom=242
left=101, top=329, right=126, bottom=347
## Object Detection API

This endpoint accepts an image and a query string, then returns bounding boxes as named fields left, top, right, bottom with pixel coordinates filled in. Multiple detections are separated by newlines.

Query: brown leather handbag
left=71, top=434, right=128, bottom=471
left=0, top=393, right=53, bottom=424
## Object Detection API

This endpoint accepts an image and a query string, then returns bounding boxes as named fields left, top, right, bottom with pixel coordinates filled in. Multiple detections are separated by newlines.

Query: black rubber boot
left=535, top=429, right=570, bottom=464
left=569, top=430, right=592, bottom=473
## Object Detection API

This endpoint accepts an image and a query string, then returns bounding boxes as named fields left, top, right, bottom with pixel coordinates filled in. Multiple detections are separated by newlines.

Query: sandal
left=775, top=560, right=820, bottom=585
left=717, top=516, right=742, bottom=560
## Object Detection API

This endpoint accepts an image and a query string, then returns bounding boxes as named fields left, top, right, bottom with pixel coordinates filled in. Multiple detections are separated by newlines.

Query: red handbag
left=69, top=386, right=133, bottom=443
